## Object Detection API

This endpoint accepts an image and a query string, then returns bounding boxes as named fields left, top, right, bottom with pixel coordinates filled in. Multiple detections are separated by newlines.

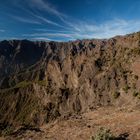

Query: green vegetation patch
left=112, top=91, right=120, bottom=99
left=0, top=84, right=42, bottom=130
left=131, top=47, right=140, bottom=55
left=91, top=127, right=129, bottom=140
left=1, top=125, right=14, bottom=136
left=0, top=79, right=48, bottom=93
left=15, top=81, right=32, bottom=88
left=123, top=85, right=130, bottom=93
left=35, top=80, right=47, bottom=86
left=15, top=94, right=41, bottom=125
left=0, top=81, right=33, bottom=93
left=133, top=91, right=140, bottom=99
left=134, top=75, right=139, bottom=80
left=92, top=127, right=115, bottom=140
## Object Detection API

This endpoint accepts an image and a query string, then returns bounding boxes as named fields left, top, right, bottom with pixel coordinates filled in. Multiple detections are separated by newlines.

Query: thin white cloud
left=68, top=19, right=140, bottom=39
left=58, top=16, right=82, bottom=32
left=27, top=1, right=140, bottom=38
left=34, top=28, right=75, bottom=33
left=26, top=0, right=73, bottom=29
left=31, top=37, right=62, bottom=42
left=23, top=32, right=73, bottom=38
left=7, top=0, right=140, bottom=41
left=33, top=14, right=73, bottom=30
left=31, top=37, right=51, bottom=41
left=9, top=0, right=78, bottom=31
left=31, top=14, right=66, bottom=28
left=10, top=1, right=70, bottom=29
left=0, top=29, right=5, bottom=32
left=28, top=0, right=64, bottom=17
left=12, top=15, right=42, bottom=25
left=24, top=19, right=140, bottom=40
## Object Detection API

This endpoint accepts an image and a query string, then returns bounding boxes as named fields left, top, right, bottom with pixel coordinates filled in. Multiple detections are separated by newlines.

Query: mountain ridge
left=0, top=31, right=140, bottom=139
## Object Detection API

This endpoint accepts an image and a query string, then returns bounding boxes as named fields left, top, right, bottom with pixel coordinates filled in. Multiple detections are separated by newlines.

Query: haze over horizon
left=0, top=0, right=140, bottom=41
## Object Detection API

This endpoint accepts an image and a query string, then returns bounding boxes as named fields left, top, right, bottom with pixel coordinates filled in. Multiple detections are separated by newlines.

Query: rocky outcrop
left=0, top=32, right=140, bottom=135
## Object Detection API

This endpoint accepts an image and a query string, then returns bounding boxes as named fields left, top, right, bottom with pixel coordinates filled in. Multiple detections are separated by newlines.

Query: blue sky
left=0, top=0, right=140, bottom=41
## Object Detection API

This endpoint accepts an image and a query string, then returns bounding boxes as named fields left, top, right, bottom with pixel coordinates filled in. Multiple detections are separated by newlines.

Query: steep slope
left=0, top=32, right=140, bottom=138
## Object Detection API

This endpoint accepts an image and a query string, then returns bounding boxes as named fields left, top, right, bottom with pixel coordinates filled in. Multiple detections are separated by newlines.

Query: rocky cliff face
left=0, top=32, right=140, bottom=135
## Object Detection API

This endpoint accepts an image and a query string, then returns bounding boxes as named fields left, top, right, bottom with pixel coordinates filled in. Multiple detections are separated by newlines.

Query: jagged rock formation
left=0, top=32, right=140, bottom=136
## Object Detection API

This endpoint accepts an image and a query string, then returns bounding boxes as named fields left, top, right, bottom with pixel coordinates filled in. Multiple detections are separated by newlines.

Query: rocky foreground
left=1, top=106, right=139, bottom=140
left=0, top=32, right=140, bottom=139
